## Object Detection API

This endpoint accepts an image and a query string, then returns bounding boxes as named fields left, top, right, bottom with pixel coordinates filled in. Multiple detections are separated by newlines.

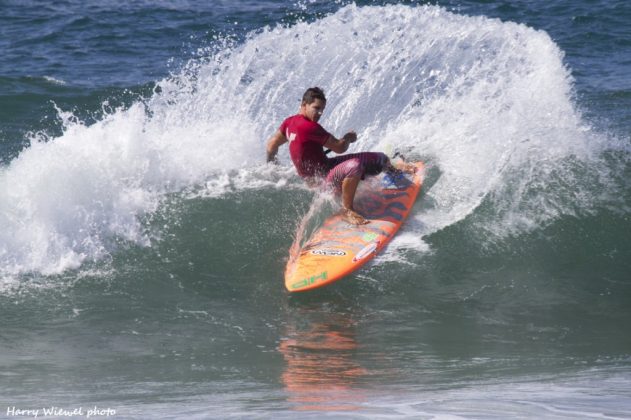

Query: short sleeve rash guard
left=279, top=114, right=331, bottom=178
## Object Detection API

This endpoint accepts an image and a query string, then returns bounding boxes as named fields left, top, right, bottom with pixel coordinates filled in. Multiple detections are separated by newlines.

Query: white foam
left=0, top=4, right=620, bottom=277
left=43, top=75, right=67, bottom=85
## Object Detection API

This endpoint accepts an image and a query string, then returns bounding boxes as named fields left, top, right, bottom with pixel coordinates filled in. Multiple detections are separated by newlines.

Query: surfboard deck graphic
left=285, top=162, right=424, bottom=292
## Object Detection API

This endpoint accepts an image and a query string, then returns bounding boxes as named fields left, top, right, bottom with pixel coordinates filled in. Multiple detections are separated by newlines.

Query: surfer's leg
left=325, top=157, right=368, bottom=225
left=341, top=176, right=368, bottom=225
left=326, top=152, right=389, bottom=180
left=325, top=156, right=363, bottom=191
left=360, top=152, right=390, bottom=176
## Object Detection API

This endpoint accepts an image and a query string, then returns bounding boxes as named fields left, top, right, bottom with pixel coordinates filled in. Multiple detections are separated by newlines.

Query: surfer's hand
left=343, top=131, right=357, bottom=143
left=266, top=150, right=279, bottom=164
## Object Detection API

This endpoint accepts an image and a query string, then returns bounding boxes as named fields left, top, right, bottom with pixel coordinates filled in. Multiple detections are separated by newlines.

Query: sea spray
left=0, top=4, right=618, bottom=279
left=287, top=191, right=335, bottom=268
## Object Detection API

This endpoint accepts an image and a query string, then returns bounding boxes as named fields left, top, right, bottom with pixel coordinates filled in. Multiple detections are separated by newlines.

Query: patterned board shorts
left=324, top=152, right=389, bottom=192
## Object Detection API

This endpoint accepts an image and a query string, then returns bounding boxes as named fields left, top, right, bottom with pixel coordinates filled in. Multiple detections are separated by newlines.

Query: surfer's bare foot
left=342, top=208, right=369, bottom=225
left=393, top=161, right=417, bottom=174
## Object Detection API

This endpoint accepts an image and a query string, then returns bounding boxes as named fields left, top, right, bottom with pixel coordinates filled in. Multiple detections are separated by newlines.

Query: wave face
left=0, top=4, right=627, bottom=280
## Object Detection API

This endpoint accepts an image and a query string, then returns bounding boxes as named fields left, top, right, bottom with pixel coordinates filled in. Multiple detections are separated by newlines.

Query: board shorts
left=324, top=152, right=389, bottom=192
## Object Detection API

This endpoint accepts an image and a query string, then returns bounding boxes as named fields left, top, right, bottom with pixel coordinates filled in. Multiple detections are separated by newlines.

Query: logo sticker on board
left=291, top=271, right=328, bottom=290
left=352, top=242, right=379, bottom=262
left=311, top=249, right=347, bottom=257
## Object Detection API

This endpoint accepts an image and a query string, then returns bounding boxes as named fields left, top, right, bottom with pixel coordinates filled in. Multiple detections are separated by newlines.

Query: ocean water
left=1, top=0, right=630, bottom=418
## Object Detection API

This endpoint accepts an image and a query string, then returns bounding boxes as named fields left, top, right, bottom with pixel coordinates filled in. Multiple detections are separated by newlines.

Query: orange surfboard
left=285, top=162, right=424, bottom=292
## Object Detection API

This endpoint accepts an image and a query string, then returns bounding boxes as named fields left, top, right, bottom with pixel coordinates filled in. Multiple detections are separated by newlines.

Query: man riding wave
left=266, top=87, right=414, bottom=225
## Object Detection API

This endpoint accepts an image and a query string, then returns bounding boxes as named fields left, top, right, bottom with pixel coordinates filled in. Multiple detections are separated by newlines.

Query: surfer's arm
left=266, top=130, right=288, bottom=163
left=324, top=131, right=357, bottom=154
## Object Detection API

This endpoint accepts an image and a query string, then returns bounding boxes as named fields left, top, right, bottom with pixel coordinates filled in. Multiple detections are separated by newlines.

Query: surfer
left=266, top=87, right=411, bottom=225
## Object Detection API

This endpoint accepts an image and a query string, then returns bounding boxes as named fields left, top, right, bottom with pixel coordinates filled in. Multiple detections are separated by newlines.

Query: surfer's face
left=301, top=99, right=326, bottom=122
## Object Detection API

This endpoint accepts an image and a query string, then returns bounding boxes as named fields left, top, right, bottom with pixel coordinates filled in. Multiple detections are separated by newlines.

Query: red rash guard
left=279, top=114, right=331, bottom=178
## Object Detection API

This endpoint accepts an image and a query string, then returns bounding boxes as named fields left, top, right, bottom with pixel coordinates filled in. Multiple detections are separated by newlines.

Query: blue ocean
left=1, top=0, right=630, bottom=418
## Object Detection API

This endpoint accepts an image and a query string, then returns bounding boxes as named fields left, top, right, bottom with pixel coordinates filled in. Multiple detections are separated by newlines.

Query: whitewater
left=1, top=4, right=624, bottom=282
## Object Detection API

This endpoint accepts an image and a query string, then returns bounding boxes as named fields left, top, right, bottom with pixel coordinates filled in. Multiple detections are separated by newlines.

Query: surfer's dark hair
left=302, top=87, right=326, bottom=104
